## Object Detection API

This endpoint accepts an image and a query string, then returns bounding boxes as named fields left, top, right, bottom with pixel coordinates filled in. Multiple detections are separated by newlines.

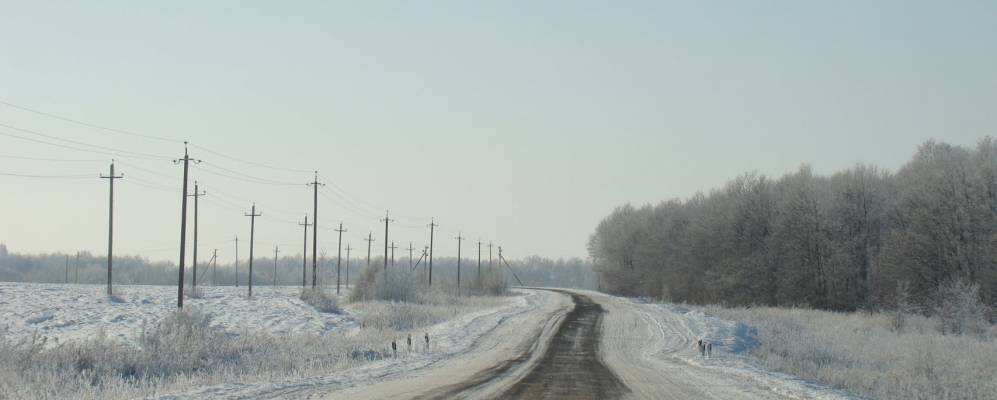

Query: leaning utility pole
left=428, top=218, right=438, bottom=286
left=456, top=233, right=464, bottom=296
left=187, top=181, right=206, bottom=290
left=307, top=172, right=324, bottom=289
left=234, top=236, right=239, bottom=287
left=173, top=143, right=198, bottom=309
left=381, top=211, right=393, bottom=273
left=498, top=246, right=525, bottom=287
left=100, top=160, right=123, bottom=296
left=364, top=232, right=375, bottom=267
left=345, top=244, right=352, bottom=288
left=273, top=245, right=279, bottom=287
left=335, top=222, right=346, bottom=294
left=298, top=216, right=310, bottom=288
left=407, top=242, right=415, bottom=269
left=244, top=204, right=261, bottom=297
left=389, top=242, right=398, bottom=266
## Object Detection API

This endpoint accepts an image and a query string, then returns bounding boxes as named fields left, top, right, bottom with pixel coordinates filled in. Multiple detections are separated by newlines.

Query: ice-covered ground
left=0, top=282, right=354, bottom=346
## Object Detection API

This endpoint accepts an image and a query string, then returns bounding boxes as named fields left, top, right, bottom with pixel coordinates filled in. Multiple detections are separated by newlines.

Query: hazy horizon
left=2, top=1, right=995, bottom=261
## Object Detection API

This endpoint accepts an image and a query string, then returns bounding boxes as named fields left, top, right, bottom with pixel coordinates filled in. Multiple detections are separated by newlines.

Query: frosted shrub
left=934, top=278, right=989, bottom=337
left=300, top=287, right=340, bottom=313
left=466, top=266, right=510, bottom=296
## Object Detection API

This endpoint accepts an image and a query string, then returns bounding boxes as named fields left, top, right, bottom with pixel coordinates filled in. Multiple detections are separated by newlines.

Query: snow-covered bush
left=300, top=287, right=340, bottom=313
left=934, top=278, right=989, bottom=337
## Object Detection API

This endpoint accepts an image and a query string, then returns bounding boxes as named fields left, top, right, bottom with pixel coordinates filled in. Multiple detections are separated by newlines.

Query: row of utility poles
left=94, top=143, right=512, bottom=310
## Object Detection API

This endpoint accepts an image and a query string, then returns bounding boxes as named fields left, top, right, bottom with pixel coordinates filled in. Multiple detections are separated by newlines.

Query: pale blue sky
left=1, top=1, right=995, bottom=261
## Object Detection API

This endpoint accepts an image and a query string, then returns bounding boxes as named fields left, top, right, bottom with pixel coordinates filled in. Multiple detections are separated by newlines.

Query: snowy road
left=319, top=289, right=856, bottom=400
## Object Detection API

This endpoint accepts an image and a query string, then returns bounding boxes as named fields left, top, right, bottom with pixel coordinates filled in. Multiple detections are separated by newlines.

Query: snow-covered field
left=0, top=283, right=353, bottom=346
left=0, top=282, right=531, bottom=400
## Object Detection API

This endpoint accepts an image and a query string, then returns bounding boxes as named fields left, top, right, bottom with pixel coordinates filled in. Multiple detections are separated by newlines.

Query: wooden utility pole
left=234, top=236, right=239, bottom=287
left=345, top=244, right=352, bottom=288
left=244, top=204, right=261, bottom=297
left=273, top=245, right=279, bottom=288
left=100, top=160, right=123, bottom=296
left=488, top=242, right=493, bottom=270
left=212, top=248, right=218, bottom=285
left=498, top=246, right=525, bottom=287
left=187, top=181, right=206, bottom=290
left=307, top=172, right=324, bottom=289
left=389, top=241, right=398, bottom=266
left=364, top=232, right=375, bottom=268
left=335, top=222, right=346, bottom=294
left=407, top=242, right=415, bottom=269
left=299, top=215, right=310, bottom=288
left=173, top=143, right=198, bottom=308
left=477, top=240, right=482, bottom=280
left=456, top=233, right=464, bottom=296
left=381, top=211, right=393, bottom=273
left=428, top=218, right=438, bottom=286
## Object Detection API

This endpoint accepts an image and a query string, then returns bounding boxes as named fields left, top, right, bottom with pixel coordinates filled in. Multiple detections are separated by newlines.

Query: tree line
left=588, top=138, right=997, bottom=311
left=0, top=244, right=592, bottom=289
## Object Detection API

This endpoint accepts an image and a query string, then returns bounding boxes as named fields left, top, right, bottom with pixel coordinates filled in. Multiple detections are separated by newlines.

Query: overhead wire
left=0, top=99, right=179, bottom=143
left=0, top=154, right=104, bottom=162
left=0, top=171, right=93, bottom=179
left=0, top=122, right=171, bottom=160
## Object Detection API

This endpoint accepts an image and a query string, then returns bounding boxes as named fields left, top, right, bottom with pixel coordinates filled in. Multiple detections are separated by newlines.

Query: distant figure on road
left=697, top=339, right=704, bottom=357
left=706, top=342, right=712, bottom=358
left=407, top=334, right=412, bottom=352
left=392, top=340, right=397, bottom=358
left=424, top=332, right=430, bottom=352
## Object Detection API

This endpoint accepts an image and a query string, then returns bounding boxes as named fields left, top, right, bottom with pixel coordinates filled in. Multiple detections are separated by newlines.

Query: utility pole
left=234, top=236, right=239, bottom=287
left=456, top=233, right=464, bottom=296
left=187, top=181, right=206, bottom=290
left=307, top=172, right=324, bottom=289
left=74, top=251, right=79, bottom=284
left=244, top=204, right=261, bottom=297
left=477, top=240, right=482, bottom=280
left=100, top=160, right=123, bottom=296
left=498, top=246, right=525, bottom=287
left=298, top=215, right=310, bottom=288
left=173, top=142, right=198, bottom=309
left=335, top=222, right=346, bottom=294
left=407, top=242, right=415, bottom=269
left=428, top=218, right=438, bottom=286
left=381, top=211, right=393, bottom=273
left=345, top=244, right=352, bottom=288
left=389, top=242, right=398, bottom=267
left=364, top=232, right=375, bottom=268
left=212, top=248, right=218, bottom=285
left=273, top=245, right=279, bottom=288
left=64, top=255, right=69, bottom=284
left=488, top=242, right=493, bottom=270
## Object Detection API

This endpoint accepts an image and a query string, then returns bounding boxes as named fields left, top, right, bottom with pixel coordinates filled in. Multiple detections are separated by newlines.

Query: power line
left=0, top=171, right=92, bottom=179
left=0, top=99, right=179, bottom=143
left=0, top=122, right=171, bottom=160
left=0, top=154, right=104, bottom=162
left=0, top=128, right=163, bottom=160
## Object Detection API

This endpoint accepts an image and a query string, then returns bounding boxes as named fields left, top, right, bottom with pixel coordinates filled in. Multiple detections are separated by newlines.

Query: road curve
left=419, top=290, right=628, bottom=399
